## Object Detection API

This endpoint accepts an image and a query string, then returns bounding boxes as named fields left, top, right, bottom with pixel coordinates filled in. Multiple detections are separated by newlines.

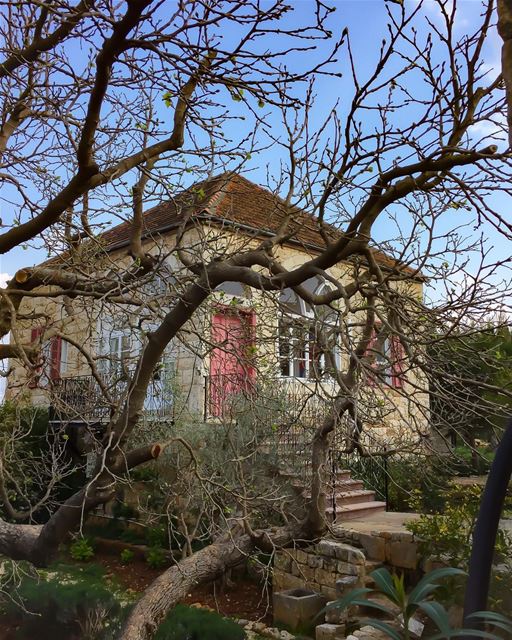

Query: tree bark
left=119, top=524, right=302, bottom=640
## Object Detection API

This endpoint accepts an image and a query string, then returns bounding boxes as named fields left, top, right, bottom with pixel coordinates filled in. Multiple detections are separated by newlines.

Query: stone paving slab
left=333, top=511, right=419, bottom=536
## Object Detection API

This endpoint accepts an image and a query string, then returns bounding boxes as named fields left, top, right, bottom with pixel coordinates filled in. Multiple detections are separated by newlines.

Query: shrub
left=146, top=524, right=167, bottom=548
left=452, top=444, right=494, bottom=476
left=327, top=566, right=512, bottom=640
left=120, top=548, right=135, bottom=564
left=111, top=500, right=139, bottom=520
left=406, top=484, right=512, bottom=609
left=145, top=546, right=167, bottom=569
left=69, top=537, right=95, bottom=562
left=154, top=604, right=245, bottom=640
left=0, top=562, right=132, bottom=640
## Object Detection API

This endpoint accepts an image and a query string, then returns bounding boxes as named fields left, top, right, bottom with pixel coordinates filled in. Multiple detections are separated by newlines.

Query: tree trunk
left=0, top=520, right=41, bottom=561
left=119, top=524, right=303, bottom=640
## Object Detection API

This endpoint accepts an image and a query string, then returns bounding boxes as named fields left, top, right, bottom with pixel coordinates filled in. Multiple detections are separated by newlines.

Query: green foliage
left=385, top=456, right=452, bottom=513
left=154, top=604, right=246, bottom=640
left=111, top=500, right=139, bottom=521
left=328, top=566, right=512, bottom=640
left=145, top=546, right=167, bottom=569
left=131, top=465, right=159, bottom=482
left=69, top=537, right=95, bottom=562
left=407, top=485, right=512, bottom=567
left=0, top=562, right=133, bottom=640
left=120, top=548, right=135, bottom=564
left=406, top=484, right=512, bottom=608
left=146, top=524, right=167, bottom=548
left=430, top=325, right=512, bottom=453
left=451, top=444, right=494, bottom=476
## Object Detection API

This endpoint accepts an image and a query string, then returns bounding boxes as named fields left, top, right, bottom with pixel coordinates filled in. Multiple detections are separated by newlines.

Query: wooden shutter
left=49, top=336, right=62, bottom=381
left=390, top=335, right=405, bottom=389
left=365, top=328, right=378, bottom=387
left=28, top=327, right=44, bottom=388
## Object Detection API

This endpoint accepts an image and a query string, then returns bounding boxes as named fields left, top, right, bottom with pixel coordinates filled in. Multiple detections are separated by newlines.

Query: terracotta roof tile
left=44, top=173, right=419, bottom=276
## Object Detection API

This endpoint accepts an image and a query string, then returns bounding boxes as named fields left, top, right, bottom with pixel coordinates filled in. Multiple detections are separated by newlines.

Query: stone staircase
left=279, top=466, right=387, bottom=523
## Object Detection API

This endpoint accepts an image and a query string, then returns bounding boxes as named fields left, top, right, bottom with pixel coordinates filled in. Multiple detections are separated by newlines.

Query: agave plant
left=326, top=566, right=512, bottom=640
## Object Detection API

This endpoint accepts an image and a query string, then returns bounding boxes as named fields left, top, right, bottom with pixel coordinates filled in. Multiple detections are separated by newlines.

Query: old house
left=5, top=174, right=428, bottom=517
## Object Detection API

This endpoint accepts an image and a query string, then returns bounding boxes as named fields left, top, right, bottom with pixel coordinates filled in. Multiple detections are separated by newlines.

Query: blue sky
left=1, top=0, right=509, bottom=310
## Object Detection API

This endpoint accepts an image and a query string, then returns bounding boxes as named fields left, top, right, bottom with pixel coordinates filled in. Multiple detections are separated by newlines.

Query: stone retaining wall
left=337, top=527, right=419, bottom=570
left=273, top=540, right=367, bottom=602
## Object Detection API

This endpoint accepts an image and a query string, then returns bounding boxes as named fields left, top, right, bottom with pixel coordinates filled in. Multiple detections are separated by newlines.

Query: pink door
left=210, top=310, right=255, bottom=418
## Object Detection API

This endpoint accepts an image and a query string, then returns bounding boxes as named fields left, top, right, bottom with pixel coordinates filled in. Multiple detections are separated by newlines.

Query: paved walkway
left=334, top=511, right=419, bottom=536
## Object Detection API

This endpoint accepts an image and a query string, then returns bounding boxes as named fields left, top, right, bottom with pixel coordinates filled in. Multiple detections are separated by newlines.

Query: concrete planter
left=273, top=588, right=326, bottom=634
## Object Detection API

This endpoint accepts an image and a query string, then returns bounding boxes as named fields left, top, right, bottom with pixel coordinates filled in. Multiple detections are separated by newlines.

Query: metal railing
left=49, top=373, right=174, bottom=424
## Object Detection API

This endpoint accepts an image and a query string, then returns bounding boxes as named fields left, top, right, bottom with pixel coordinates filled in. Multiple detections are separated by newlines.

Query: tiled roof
left=47, top=173, right=419, bottom=276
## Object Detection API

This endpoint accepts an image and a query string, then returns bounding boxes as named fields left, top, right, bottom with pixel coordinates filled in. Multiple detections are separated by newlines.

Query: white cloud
left=0, top=272, right=11, bottom=288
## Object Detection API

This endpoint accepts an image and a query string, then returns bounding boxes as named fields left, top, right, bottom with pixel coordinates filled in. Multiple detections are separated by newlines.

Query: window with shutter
left=49, top=336, right=62, bottom=381
left=390, top=335, right=405, bottom=389
left=278, top=281, right=342, bottom=381
left=28, top=327, right=44, bottom=388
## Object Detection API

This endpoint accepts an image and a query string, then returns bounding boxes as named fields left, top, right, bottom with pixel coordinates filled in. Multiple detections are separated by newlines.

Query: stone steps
left=303, top=480, right=366, bottom=498
left=333, top=489, right=376, bottom=506
left=276, top=456, right=386, bottom=522
left=328, top=501, right=387, bottom=522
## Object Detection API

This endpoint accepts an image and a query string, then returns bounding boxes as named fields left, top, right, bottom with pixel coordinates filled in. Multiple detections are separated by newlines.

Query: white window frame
left=278, top=280, right=342, bottom=381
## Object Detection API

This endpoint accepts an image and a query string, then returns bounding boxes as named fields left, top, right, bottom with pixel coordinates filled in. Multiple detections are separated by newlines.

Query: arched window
left=215, top=281, right=251, bottom=300
left=278, top=280, right=341, bottom=380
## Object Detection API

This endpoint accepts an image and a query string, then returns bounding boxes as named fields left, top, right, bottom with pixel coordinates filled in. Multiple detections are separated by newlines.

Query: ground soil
left=95, top=549, right=272, bottom=622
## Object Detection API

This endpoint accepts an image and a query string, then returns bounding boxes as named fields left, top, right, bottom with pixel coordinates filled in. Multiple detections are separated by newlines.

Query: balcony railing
left=49, top=373, right=174, bottom=424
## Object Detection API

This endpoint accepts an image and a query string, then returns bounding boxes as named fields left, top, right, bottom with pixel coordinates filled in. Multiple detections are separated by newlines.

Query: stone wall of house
left=4, top=222, right=429, bottom=451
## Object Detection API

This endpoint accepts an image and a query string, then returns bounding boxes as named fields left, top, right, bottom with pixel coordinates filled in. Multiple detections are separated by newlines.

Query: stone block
left=273, top=588, right=327, bottom=634
left=316, top=623, right=346, bottom=640
left=273, top=570, right=305, bottom=592
left=274, top=553, right=292, bottom=573
left=337, top=560, right=363, bottom=576
left=307, top=554, right=324, bottom=569
left=335, top=575, right=359, bottom=597
left=317, top=540, right=340, bottom=558
left=334, top=543, right=366, bottom=565
left=315, top=567, right=337, bottom=586
left=323, top=557, right=337, bottom=573
left=390, top=531, right=414, bottom=543
left=319, top=585, right=337, bottom=601
left=294, top=564, right=316, bottom=581
left=357, top=533, right=386, bottom=562
left=387, top=540, right=418, bottom=570
left=325, top=601, right=348, bottom=624
left=296, top=549, right=309, bottom=564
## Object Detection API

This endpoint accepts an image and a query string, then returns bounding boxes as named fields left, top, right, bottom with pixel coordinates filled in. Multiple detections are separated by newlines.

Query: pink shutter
left=365, top=329, right=378, bottom=387
left=50, top=336, right=62, bottom=381
left=390, top=335, right=405, bottom=389
left=28, top=327, right=43, bottom=388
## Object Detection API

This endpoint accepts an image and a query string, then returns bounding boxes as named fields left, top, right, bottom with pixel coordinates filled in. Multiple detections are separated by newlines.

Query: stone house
left=5, top=173, right=428, bottom=454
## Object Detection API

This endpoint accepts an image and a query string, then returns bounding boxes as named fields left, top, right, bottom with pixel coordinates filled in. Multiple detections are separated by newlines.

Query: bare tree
left=0, top=1, right=510, bottom=638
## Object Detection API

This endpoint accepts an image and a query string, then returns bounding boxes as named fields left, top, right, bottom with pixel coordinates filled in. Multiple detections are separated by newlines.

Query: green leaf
left=419, top=601, right=452, bottom=636
left=352, top=599, right=393, bottom=616
left=357, top=619, right=403, bottom=640
left=408, top=567, right=466, bottom=607
left=467, top=611, right=512, bottom=633
left=429, top=629, right=504, bottom=640
left=321, top=587, right=372, bottom=618
left=370, top=568, right=401, bottom=605
left=162, top=91, right=172, bottom=107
